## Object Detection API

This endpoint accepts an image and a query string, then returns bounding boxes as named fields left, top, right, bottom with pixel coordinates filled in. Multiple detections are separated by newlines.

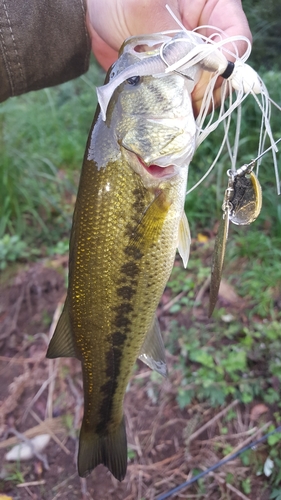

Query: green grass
left=0, top=58, right=104, bottom=247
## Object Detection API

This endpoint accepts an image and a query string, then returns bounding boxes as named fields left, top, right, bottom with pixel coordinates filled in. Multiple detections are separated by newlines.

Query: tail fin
left=78, top=417, right=127, bottom=481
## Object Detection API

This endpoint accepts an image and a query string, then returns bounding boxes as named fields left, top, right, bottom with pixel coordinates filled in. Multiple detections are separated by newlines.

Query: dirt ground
left=0, top=258, right=273, bottom=500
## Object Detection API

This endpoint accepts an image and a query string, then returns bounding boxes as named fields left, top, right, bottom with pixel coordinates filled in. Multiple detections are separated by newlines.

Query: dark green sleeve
left=0, top=0, right=91, bottom=102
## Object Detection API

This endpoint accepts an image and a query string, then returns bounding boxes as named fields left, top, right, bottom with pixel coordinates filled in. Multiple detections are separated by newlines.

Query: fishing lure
left=208, top=139, right=281, bottom=317
left=97, top=5, right=280, bottom=199
left=208, top=164, right=262, bottom=317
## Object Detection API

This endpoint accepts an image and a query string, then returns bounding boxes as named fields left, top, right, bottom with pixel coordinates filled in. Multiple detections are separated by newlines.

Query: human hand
left=86, top=0, right=252, bottom=116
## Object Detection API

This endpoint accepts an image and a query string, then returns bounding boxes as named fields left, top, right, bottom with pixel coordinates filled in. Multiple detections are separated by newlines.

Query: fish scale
left=70, top=156, right=186, bottom=478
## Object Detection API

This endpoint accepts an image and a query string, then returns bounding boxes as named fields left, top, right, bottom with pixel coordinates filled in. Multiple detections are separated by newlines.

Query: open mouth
left=137, top=157, right=176, bottom=178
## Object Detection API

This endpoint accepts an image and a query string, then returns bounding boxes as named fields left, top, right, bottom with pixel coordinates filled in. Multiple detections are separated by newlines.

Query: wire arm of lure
left=245, top=137, right=281, bottom=171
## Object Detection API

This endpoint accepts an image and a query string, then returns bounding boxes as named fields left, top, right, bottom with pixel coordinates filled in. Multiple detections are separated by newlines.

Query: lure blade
left=209, top=208, right=229, bottom=317
left=209, top=163, right=262, bottom=316
left=229, top=170, right=262, bottom=225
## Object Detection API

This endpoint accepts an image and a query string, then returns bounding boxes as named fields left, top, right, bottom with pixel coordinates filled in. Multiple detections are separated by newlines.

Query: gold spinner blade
left=208, top=163, right=262, bottom=317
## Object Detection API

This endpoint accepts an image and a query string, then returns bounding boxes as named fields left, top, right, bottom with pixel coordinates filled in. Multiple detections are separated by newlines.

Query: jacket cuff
left=0, top=0, right=91, bottom=102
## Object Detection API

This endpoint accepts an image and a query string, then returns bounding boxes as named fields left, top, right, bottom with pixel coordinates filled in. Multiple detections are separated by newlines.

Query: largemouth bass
left=47, top=35, right=201, bottom=480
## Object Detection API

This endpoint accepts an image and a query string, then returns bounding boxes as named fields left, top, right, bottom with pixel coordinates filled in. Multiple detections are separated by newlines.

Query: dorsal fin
left=46, top=297, right=77, bottom=359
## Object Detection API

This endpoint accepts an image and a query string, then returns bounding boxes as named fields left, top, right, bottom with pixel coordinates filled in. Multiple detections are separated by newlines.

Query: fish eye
left=126, top=76, right=141, bottom=86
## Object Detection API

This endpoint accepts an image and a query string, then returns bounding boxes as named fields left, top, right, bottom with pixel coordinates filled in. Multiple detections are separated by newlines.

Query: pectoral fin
left=134, top=189, right=172, bottom=248
left=138, top=316, right=167, bottom=377
left=46, top=297, right=77, bottom=359
left=178, top=211, right=191, bottom=268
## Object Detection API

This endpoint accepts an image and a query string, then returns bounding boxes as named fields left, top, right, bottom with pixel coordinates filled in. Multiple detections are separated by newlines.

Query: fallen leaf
left=5, top=434, right=50, bottom=461
left=197, top=233, right=209, bottom=243
left=250, top=404, right=269, bottom=421
left=218, top=280, right=240, bottom=305
left=263, top=456, right=274, bottom=477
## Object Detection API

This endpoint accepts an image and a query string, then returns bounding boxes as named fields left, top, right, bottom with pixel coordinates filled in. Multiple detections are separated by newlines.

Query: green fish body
left=47, top=40, right=199, bottom=481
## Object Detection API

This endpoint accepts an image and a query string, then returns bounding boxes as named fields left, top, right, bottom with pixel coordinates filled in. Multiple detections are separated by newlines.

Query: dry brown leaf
left=250, top=404, right=269, bottom=421
left=0, top=371, right=31, bottom=425
left=218, top=280, right=240, bottom=305
left=0, top=417, right=65, bottom=450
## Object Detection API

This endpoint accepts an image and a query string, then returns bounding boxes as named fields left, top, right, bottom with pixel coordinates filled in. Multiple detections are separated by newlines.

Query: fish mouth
left=137, top=156, right=177, bottom=179
left=121, top=146, right=181, bottom=182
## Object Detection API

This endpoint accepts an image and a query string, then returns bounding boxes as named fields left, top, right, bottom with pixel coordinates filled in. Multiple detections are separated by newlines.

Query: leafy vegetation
left=0, top=59, right=104, bottom=247
left=243, top=0, right=281, bottom=70
left=165, top=254, right=281, bottom=409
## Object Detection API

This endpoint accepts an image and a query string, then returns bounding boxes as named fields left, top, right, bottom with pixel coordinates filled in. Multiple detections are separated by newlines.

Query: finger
left=192, top=72, right=224, bottom=118
left=91, top=32, right=118, bottom=71
left=179, top=0, right=251, bottom=58
left=88, top=0, right=183, bottom=52
left=122, top=0, right=182, bottom=37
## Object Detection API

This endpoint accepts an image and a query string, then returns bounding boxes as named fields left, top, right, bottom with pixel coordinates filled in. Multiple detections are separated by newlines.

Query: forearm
left=0, top=0, right=91, bottom=102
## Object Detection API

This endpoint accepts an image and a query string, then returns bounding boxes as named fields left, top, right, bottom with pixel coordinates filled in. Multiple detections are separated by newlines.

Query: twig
left=0, top=416, right=65, bottom=450
left=199, top=427, right=258, bottom=443
left=128, top=451, right=182, bottom=471
left=7, top=428, right=49, bottom=470
left=22, top=371, right=57, bottom=421
left=208, top=469, right=251, bottom=500
left=30, top=410, right=70, bottom=455
left=135, top=434, right=143, bottom=458
left=161, top=290, right=187, bottom=313
left=226, top=483, right=251, bottom=500
left=46, top=301, right=64, bottom=419
left=158, top=418, right=189, bottom=431
left=193, top=275, right=211, bottom=307
left=0, top=355, right=43, bottom=364
left=185, top=400, right=239, bottom=444
left=0, top=371, right=31, bottom=425
left=51, top=473, right=77, bottom=499
left=46, top=358, right=59, bottom=420
left=223, top=420, right=272, bottom=461
left=22, top=485, right=36, bottom=498
left=8, top=295, right=24, bottom=334
left=132, top=370, right=153, bottom=380
left=80, top=477, right=90, bottom=500
left=17, top=480, right=46, bottom=488
left=66, top=374, right=83, bottom=432
left=138, top=470, right=143, bottom=500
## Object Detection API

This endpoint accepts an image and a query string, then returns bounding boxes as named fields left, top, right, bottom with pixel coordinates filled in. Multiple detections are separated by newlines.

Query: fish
left=47, top=35, right=201, bottom=481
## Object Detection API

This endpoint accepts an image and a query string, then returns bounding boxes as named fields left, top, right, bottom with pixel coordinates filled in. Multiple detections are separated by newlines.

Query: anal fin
left=138, top=316, right=167, bottom=377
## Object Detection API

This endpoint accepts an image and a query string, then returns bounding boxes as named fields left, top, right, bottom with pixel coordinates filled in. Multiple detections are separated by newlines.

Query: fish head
left=101, top=44, right=197, bottom=185
left=117, top=73, right=196, bottom=174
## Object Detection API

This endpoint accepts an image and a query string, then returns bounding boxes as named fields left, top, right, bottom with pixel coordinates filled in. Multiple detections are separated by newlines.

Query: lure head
left=230, top=61, right=261, bottom=94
